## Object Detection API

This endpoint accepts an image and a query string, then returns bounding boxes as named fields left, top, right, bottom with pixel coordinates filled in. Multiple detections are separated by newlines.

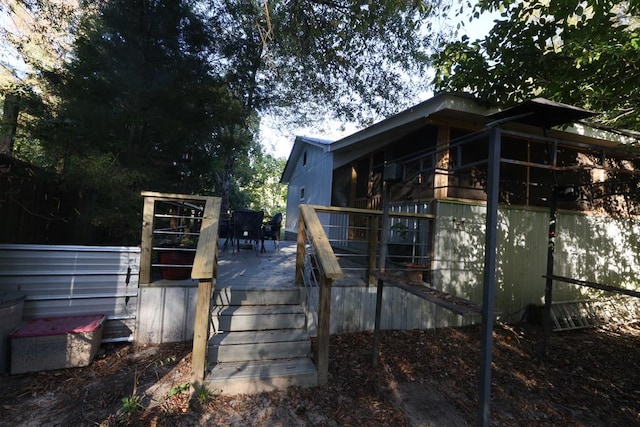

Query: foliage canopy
left=434, top=0, right=640, bottom=131
left=1, top=0, right=447, bottom=243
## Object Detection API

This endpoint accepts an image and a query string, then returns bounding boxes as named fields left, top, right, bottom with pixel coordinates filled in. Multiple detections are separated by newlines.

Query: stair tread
left=210, top=329, right=310, bottom=346
left=209, top=358, right=317, bottom=381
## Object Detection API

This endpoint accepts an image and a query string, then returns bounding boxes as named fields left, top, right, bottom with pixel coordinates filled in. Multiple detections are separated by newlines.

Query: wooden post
left=191, top=279, right=213, bottom=387
left=316, top=275, right=333, bottom=385
left=295, top=212, right=306, bottom=286
left=188, top=196, right=220, bottom=389
left=434, top=125, right=450, bottom=200
left=139, top=195, right=155, bottom=285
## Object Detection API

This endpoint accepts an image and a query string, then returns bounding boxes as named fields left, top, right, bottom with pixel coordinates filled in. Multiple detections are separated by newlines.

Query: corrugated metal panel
left=0, top=244, right=140, bottom=342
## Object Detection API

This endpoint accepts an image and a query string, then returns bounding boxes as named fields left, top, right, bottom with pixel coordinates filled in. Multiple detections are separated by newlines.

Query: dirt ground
left=1, top=322, right=639, bottom=426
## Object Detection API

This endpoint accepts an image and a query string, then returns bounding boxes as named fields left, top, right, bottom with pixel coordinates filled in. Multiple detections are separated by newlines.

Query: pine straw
left=2, top=322, right=639, bottom=426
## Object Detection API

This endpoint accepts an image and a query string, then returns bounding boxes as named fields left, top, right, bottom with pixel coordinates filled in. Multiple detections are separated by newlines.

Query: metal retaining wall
left=0, top=244, right=140, bottom=343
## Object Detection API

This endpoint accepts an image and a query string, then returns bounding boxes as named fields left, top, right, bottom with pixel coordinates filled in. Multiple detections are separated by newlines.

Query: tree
left=208, top=0, right=440, bottom=126
left=433, top=1, right=640, bottom=130
left=1, top=0, right=81, bottom=161
left=26, top=0, right=238, bottom=243
left=242, top=153, right=287, bottom=215
left=2, top=0, right=452, bottom=243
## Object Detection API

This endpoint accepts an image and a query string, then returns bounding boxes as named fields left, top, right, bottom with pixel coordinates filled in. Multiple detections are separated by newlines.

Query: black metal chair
left=232, top=209, right=264, bottom=254
left=261, top=213, right=283, bottom=252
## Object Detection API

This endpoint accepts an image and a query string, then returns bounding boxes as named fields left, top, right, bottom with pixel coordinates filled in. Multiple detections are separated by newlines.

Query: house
left=281, top=136, right=333, bottom=240
left=282, top=92, right=640, bottom=326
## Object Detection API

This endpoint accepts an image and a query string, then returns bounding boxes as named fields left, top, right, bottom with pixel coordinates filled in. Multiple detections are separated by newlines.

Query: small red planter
left=159, top=250, right=195, bottom=280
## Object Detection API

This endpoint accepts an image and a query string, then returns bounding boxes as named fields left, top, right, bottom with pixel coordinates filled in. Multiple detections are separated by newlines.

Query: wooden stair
left=205, top=286, right=317, bottom=394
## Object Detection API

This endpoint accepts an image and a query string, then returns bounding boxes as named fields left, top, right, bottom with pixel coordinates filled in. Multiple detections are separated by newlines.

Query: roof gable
left=280, top=136, right=332, bottom=183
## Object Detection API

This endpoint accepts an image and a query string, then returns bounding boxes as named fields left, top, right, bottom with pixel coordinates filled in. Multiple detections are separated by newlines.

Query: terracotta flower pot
left=405, top=262, right=425, bottom=283
left=159, top=250, right=195, bottom=280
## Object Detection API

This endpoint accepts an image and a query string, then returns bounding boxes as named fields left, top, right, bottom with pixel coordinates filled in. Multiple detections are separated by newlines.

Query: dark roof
left=486, top=98, right=597, bottom=128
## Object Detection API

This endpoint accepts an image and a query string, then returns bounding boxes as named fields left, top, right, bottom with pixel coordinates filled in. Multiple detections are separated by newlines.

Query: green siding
left=433, top=201, right=640, bottom=322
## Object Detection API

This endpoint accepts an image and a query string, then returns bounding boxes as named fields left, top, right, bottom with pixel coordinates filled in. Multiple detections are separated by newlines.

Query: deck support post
left=478, top=127, right=501, bottom=427
left=317, top=275, right=333, bottom=385
left=191, top=279, right=213, bottom=388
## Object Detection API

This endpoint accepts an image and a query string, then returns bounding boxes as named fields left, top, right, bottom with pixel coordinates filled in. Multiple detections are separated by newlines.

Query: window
left=300, top=187, right=305, bottom=200
left=303, top=151, right=307, bottom=166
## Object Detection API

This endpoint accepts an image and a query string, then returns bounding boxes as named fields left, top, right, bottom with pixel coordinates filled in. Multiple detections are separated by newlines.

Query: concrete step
left=209, top=329, right=311, bottom=363
left=212, top=304, right=306, bottom=332
left=206, top=358, right=318, bottom=395
left=213, top=287, right=301, bottom=306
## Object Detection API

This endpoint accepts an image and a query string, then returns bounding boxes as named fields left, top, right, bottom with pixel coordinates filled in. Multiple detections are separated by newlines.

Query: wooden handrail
left=308, top=204, right=435, bottom=220
left=297, top=204, right=344, bottom=386
left=190, top=196, right=220, bottom=390
left=299, top=205, right=343, bottom=280
left=191, top=197, right=221, bottom=280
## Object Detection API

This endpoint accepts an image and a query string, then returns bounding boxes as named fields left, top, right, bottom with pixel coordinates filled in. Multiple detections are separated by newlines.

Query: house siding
left=433, top=200, right=640, bottom=322
left=284, top=144, right=333, bottom=237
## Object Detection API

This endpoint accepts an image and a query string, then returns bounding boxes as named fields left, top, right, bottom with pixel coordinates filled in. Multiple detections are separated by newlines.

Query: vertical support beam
left=191, top=279, right=213, bottom=388
left=542, top=198, right=557, bottom=356
left=295, top=212, right=306, bottom=286
left=372, top=181, right=390, bottom=366
left=379, top=181, right=390, bottom=273
left=433, top=125, right=450, bottom=200
left=366, top=214, right=378, bottom=286
left=316, top=275, right=333, bottom=385
left=478, top=127, right=501, bottom=427
left=139, top=195, right=155, bottom=285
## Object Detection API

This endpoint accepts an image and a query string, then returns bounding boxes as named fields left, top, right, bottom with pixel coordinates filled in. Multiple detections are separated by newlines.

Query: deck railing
left=140, top=191, right=221, bottom=388
left=296, top=204, right=435, bottom=383
left=296, top=205, right=343, bottom=385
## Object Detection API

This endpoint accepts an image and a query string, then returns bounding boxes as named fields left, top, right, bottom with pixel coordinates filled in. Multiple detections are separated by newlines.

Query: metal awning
left=486, top=98, right=597, bottom=128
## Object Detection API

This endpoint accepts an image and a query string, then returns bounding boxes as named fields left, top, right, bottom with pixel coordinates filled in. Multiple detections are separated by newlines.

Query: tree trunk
left=220, top=152, right=235, bottom=215
left=0, top=94, right=20, bottom=157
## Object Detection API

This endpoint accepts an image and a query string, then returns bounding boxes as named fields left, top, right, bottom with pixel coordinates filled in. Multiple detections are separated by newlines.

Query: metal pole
left=372, top=181, right=390, bottom=366
left=478, top=127, right=501, bottom=427
left=542, top=196, right=557, bottom=357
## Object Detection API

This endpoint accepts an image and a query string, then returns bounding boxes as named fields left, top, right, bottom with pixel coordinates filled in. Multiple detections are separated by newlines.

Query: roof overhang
left=280, top=136, right=332, bottom=183
left=486, top=98, right=597, bottom=128
left=329, top=93, right=493, bottom=154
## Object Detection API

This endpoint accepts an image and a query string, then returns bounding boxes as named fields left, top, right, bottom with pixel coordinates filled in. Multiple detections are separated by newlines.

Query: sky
left=261, top=8, right=500, bottom=160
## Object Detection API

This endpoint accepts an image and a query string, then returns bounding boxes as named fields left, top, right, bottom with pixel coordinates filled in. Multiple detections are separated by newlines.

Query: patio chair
left=232, top=209, right=264, bottom=254
left=261, top=213, right=283, bottom=252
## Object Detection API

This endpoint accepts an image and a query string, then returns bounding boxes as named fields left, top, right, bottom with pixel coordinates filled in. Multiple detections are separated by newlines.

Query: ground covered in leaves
left=1, top=322, right=639, bottom=426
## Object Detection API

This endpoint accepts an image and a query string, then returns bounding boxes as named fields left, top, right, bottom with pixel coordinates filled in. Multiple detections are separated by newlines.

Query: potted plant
left=158, top=226, right=197, bottom=280
left=388, top=222, right=425, bottom=282
left=387, top=222, right=413, bottom=263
